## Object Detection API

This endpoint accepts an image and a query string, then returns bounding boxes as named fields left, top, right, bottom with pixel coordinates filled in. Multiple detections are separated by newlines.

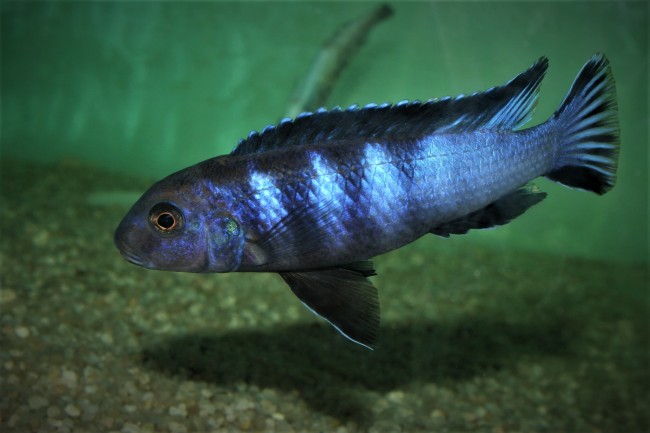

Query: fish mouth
left=114, top=230, right=145, bottom=267
left=119, top=248, right=145, bottom=267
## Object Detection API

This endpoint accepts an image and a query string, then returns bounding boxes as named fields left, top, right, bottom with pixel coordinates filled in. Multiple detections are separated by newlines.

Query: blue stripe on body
left=248, top=170, right=288, bottom=224
left=234, top=166, right=289, bottom=241
left=361, top=142, right=409, bottom=231
left=306, top=151, right=348, bottom=251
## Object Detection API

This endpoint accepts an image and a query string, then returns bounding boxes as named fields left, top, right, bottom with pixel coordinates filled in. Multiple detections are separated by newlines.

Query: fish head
left=114, top=171, right=245, bottom=273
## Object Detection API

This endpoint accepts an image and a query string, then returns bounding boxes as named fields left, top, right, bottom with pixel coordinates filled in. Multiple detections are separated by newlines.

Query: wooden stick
left=285, top=4, right=394, bottom=119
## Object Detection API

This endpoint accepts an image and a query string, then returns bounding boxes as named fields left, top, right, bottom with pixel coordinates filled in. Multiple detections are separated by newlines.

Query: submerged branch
left=285, top=3, right=394, bottom=118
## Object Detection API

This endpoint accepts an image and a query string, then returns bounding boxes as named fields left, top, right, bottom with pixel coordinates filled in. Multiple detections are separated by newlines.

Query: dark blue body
left=115, top=55, right=619, bottom=348
left=194, top=126, right=553, bottom=272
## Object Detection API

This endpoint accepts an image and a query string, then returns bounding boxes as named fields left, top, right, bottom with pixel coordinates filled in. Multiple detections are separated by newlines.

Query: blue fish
left=115, top=55, right=619, bottom=349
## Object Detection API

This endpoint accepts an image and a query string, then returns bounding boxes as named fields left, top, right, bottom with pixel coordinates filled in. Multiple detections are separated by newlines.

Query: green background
left=2, top=1, right=648, bottom=263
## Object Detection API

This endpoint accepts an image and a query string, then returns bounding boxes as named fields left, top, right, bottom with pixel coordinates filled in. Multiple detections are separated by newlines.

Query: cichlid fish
left=115, top=54, right=619, bottom=349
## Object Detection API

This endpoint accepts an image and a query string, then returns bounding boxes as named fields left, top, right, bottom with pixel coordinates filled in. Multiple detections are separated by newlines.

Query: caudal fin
left=546, top=54, right=620, bottom=195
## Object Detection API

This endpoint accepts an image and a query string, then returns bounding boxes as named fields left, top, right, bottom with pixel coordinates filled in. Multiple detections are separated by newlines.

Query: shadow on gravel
left=142, top=314, right=574, bottom=423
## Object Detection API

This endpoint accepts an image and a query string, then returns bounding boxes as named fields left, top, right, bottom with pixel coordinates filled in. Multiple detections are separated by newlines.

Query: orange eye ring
left=149, top=203, right=183, bottom=234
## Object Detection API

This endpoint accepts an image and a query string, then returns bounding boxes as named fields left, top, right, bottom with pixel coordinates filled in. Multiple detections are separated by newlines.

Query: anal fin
left=280, top=265, right=380, bottom=350
left=430, top=185, right=547, bottom=237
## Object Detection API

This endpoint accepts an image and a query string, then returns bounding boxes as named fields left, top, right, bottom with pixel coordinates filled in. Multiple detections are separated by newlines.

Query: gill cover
left=206, top=212, right=246, bottom=273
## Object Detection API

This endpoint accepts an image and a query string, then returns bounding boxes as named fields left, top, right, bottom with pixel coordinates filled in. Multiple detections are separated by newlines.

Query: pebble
left=100, top=332, right=115, bottom=345
left=47, top=405, right=61, bottom=418
left=137, top=373, right=150, bottom=386
left=7, top=374, right=19, bottom=384
left=369, top=421, right=402, bottom=433
left=431, top=409, right=446, bottom=420
left=154, top=311, right=169, bottom=322
left=169, top=403, right=187, bottom=417
left=33, top=230, right=50, bottom=246
left=122, top=381, right=137, bottom=396
left=168, top=422, right=187, bottom=433
left=0, top=288, right=16, bottom=303
left=101, top=417, right=115, bottom=429
left=386, top=390, right=405, bottom=403
left=64, top=403, right=81, bottom=417
left=81, top=403, right=98, bottom=421
left=60, top=368, right=78, bottom=388
left=238, top=417, right=252, bottom=430
left=28, top=396, right=49, bottom=409
left=234, top=398, right=254, bottom=411
left=121, top=422, right=140, bottom=433
left=260, top=399, right=277, bottom=413
left=199, top=402, right=216, bottom=416
left=15, top=326, right=30, bottom=338
left=140, top=423, right=155, bottom=433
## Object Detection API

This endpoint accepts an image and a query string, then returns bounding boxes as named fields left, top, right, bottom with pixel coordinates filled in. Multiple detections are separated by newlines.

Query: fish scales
left=115, top=54, right=620, bottom=349
left=199, top=128, right=553, bottom=273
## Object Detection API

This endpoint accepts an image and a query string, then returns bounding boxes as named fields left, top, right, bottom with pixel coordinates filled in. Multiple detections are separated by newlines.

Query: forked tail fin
left=546, top=54, right=620, bottom=195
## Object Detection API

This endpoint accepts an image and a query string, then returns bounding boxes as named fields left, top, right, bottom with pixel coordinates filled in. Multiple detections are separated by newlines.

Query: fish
left=114, top=54, right=620, bottom=349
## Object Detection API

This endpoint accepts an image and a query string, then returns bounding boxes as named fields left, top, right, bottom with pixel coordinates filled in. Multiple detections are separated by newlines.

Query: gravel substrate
left=1, top=158, right=648, bottom=433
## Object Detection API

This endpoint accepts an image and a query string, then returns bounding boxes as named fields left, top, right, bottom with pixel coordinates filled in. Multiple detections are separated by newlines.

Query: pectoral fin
left=245, top=199, right=341, bottom=267
left=280, top=265, right=380, bottom=350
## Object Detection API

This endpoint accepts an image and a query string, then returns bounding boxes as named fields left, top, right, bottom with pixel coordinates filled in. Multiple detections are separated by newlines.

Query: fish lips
left=114, top=219, right=147, bottom=267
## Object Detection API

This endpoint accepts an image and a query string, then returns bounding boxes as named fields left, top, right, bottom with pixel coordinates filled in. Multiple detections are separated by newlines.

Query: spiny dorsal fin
left=232, top=57, right=549, bottom=156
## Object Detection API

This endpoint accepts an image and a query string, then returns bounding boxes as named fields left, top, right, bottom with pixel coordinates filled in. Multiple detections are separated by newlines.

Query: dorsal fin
left=232, top=57, right=549, bottom=156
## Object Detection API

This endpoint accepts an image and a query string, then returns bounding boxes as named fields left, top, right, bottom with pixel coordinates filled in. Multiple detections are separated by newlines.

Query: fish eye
left=149, top=202, right=183, bottom=234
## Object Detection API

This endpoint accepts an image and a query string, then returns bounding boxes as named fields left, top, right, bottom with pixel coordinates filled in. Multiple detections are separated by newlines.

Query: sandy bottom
left=1, top=159, right=648, bottom=433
